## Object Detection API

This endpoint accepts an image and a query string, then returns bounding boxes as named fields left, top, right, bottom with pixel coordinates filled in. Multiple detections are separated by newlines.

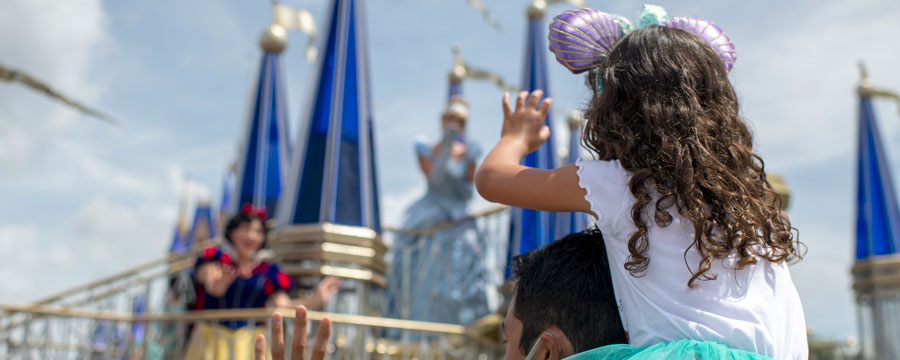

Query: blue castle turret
left=275, top=0, right=380, bottom=232
left=851, top=64, right=900, bottom=359
left=271, top=0, right=385, bottom=316
left=506, top=2, right=560, bottom=277
left=555, top=112, right=587, bottom=239
left=230, top=24, right=293, bottom=219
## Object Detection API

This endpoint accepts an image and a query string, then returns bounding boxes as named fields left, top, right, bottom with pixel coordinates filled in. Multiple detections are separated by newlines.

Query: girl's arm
left=475, top=90, right=592, bottom=215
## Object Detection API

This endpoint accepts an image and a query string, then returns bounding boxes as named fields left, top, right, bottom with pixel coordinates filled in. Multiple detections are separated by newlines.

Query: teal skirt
left=564, top=339, right=774, bottom=360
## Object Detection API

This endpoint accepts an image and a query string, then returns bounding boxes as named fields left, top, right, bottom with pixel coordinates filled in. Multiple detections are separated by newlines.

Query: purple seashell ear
left=549, top=8, right=738, bottom=75
left=663, top=17, right=736, bottom=72
left=549, top=8, right=627, bottom=74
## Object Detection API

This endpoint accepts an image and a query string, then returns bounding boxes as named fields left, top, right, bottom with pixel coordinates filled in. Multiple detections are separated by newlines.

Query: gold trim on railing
left=280, top=265, right=388, bottom=288
left=321, top=242, right=377, bottom=258
left=0, top=303, right=467, bottom=335
left=25, top=239, right=215, bottom=306
left=382, top=205, right=508, bottom=236
left=9, top=206, right=507, bottom=314
left=851, top=254, right=900, bottom=300
left=850, top=255, right=900, bottom=275
left=3, top=339, right=98, bottom=353
left=271, top=223, right=388, bottom=254
left=0, top=239, right=215, bottom=325
left=272, top=242, right=388, bottom=273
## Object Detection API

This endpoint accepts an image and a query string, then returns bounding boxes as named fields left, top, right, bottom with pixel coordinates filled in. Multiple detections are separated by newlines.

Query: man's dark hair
left=512, top=229, right=627, bottom=354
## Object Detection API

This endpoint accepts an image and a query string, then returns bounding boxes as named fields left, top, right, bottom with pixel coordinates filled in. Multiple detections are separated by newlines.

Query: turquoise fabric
left=564, top=339, right=774, bottom=360
left=637, top=4, right=668, bottom=28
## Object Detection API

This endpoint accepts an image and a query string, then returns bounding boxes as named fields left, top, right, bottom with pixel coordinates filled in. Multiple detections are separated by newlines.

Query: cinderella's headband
left=548, top=5, right=736, bottom=76
left=443, top=96, right=469, bottom=120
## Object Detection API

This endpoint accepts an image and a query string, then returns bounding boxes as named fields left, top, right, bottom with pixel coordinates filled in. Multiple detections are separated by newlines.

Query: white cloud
left=788, top=220, right=856, bottom=337
left=165, top=164, right=213, bottom=203
left=724, top=1, right=900, bottom=340
left=734, top=2, right=900, bottom=170
left=65, top=140, right=163, bottom=194
left=46, top=242, right=75, bottom=268
left=74, top=197, right=141, bottom=237
left=0, top=225, right=77, bottom=302
left=0, top=0, right=182, bottom=303
left=0, top=0, right=108, bottom=165
left=0, top=122, right=38, bottom=167
left=380, top=184, right=425, bottom=228
left=71, top=195, right=172, bottom=263
left=0, top=226, right=41, bottom=300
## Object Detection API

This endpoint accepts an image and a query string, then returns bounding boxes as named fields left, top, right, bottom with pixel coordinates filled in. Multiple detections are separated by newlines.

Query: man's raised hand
left=255, top=305, right=332, bottom=360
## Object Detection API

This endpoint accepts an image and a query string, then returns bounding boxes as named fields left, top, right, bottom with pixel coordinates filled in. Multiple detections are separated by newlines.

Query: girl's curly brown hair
left=583, top=26, right=799, bottom=288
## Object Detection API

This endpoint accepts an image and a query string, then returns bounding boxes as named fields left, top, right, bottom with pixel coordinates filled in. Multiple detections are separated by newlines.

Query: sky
left=1, top=0, right=899, bottom=341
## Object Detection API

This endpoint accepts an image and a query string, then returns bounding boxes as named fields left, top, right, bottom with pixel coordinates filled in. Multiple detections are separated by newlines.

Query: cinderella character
left=385, top=96, right=491, bottom=327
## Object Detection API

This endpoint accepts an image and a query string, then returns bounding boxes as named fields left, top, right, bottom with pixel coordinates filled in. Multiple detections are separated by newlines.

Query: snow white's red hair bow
left=240, top=203, right=267, bottom=221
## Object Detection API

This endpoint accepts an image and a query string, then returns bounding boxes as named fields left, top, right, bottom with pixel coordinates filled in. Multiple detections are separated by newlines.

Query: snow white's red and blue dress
left=185, top=245, right=293, bottom=359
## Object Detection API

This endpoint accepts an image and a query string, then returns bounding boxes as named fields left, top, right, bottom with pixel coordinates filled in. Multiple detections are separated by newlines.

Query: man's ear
left=536, top=331, right=562, bottom=360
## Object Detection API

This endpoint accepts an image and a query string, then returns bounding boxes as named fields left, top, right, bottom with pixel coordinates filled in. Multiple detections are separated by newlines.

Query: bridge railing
left=0, top=303, right=502, bottom=359
left=0, top=206, right=512, bottom=359
left=381, top=205, right=510, bottom=326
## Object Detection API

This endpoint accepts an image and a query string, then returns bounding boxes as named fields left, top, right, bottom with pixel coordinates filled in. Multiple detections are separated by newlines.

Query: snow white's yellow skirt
left=185, top=322, right=270, bottom=360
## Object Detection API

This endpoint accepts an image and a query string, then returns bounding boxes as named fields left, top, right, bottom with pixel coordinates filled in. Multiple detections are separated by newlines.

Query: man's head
left=503, top=229, right=627, bottom=360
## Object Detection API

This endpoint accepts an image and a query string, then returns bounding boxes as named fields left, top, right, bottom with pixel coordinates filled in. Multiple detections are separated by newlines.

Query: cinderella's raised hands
left=501, top=90, right=552, bottom=155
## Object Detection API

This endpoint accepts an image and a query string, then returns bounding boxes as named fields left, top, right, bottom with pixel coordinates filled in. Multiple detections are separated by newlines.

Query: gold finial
left=449, top=45, right=467, bottom=82
left=767, top=173, right=790, bottom=211
left=269, top=3, right=318, bottom=61
left=447, top=46, right=517, bottom=92
left=529, top=0, right=586, bottom=19
left=858, top=61, right=870, bottom=87
left=259, top=23, right=288, bottom=53
left=467, top=0, right=502, bottom=31
left=527, top=0, right=547, bottom=18
left=567, top=110, right=583, bottom=129
left=857, top=61, right=900, bottom=113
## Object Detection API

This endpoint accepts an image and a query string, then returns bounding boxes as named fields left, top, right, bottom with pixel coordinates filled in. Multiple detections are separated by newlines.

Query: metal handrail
left=12, top=206, right=507, bottom=312
left=0, top=303, right=467, bottom=335
left=0, top=241, right=208, bottom=329
left=382, top=205, right=508, bottom=237
left=25, top=239, right=215, bottom=307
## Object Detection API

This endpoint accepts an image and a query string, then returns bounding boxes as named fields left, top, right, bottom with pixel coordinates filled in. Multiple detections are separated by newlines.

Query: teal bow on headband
left=636, top=4, right=668, bottom=29
left=591, top=5, right=670, bottom=94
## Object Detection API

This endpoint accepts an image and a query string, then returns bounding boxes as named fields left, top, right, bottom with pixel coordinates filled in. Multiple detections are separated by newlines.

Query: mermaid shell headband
left=548, top=5, right=737, bottom=75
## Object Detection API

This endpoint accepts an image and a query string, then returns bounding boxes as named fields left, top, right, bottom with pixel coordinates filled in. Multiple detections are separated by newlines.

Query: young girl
left=475, top=6, right=807, bottom=359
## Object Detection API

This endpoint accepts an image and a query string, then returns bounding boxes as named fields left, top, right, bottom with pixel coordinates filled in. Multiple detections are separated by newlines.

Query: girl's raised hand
left=501, top=90, right=552, bottom=155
